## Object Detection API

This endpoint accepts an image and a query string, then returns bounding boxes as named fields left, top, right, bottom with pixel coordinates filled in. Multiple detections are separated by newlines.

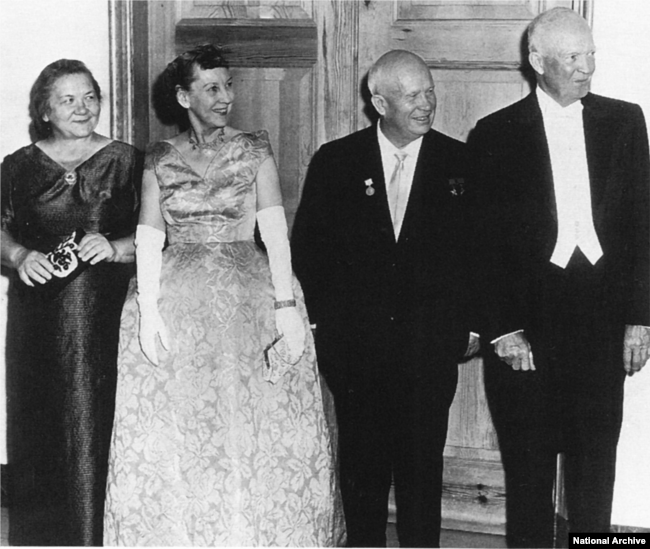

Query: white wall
left=0, top=0, right=111, bottom=463
left=591, top=0, right=650, bottom=118
left=592, top=0, right=650, bottom=528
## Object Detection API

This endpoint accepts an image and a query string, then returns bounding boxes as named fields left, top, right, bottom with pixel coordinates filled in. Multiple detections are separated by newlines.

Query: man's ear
left=371, top=94, right=386, bottom=117
left=176, top=85, right=190, bottom=109
left=529, top=51, right=545, bottom=75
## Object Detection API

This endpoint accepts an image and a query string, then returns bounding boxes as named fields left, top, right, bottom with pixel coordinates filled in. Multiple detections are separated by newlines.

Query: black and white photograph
left=1, top=0, right=648, bottom=547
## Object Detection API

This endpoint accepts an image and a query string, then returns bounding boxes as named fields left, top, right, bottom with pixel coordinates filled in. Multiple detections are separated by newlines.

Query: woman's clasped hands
left=14, top=232, right=117, bottom=287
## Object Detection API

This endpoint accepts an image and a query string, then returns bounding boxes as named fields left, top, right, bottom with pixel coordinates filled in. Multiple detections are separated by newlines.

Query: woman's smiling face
left=44, top=73, right=101, bottom=139
left=179, top=66, right=235, bottom=132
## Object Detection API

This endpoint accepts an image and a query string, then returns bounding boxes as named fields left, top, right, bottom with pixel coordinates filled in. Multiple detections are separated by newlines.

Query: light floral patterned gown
left=104, top=131, right=344, bottom=546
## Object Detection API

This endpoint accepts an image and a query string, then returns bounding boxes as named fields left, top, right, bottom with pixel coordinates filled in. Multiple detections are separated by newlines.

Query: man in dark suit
left=470, top=7, right=650, bottom=546
left=291, top=50, right=480, bottom=547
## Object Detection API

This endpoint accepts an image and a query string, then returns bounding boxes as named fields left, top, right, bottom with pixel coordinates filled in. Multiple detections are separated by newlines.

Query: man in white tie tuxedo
left=469, top=7, right=650, bottom=546
left=292, top=50, right=481, bottom=547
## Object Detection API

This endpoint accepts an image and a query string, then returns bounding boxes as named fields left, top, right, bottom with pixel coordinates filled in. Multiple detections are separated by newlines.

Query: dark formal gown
left=2, top=141, right=142, bottom=546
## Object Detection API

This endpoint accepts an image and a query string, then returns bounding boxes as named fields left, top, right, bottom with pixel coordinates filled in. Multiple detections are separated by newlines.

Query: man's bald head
left=366, top=49, right=436, bottom=148
left=367, top=50, right=429, bottom=97
left=528, top=7, right=591, bottom=56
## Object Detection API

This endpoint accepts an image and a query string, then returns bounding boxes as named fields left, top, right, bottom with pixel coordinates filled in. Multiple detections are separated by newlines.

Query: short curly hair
left=29, top=59, right=101, bottom=141
left=153, top=44, right=229, bottom=127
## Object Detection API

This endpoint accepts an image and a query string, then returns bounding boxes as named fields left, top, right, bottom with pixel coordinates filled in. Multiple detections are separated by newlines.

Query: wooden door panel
left=180, top=0, right=313, bottom=20
left=441, top=455, right=508, bottom=535
left=446, top=360, right=499, bottom=457
left=175, top=19, right=317, bottom=68
left=229, top=68, right=313, bottom=225
left=432, top=68, right=531, bottom=141
left=442, top=360, right=505, bottom=534
left=398, top=0, right=538, bottom=20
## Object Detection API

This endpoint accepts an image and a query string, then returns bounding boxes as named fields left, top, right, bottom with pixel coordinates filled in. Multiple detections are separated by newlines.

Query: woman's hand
left=275, top=307, right=306, bottom=364
left=138, top=303, right=170, bottom=366
left=78, top=232, right=117, bottom=264
left=15, top=248, right=54, bottom=286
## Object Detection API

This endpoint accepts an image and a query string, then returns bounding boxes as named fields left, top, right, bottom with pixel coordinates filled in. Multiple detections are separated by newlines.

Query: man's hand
left=493, top=331, right=535, bottom=371
left=623, top=324, right=650, bottom=376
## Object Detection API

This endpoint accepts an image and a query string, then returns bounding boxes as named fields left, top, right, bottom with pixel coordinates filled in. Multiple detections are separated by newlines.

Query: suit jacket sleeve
left=626, top=104, right=650, bottom=326
left=291, top=145, right=339, bottom=326
left=467, top=119, right=530, bottom=342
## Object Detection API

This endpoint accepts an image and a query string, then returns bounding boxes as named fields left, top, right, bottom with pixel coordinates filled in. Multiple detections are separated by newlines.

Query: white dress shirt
left=377, top=123, right=423, bottom=239
left=537, top=88, right=603, bottom=268
left=492, top=91, right=605, bottom=344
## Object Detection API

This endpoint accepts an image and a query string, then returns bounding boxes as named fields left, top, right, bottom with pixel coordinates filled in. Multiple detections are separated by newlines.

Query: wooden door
left=112, top=0, right=590, bottom=535
left=122, top=0, right=361, bottom=228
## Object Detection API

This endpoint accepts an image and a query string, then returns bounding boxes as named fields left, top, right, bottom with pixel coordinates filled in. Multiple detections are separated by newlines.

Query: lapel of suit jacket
left=522, top=93, right=558, bottom=223
left=397, top=131, right=434, bottom=245
left=581, top=93, right=610, bottom=226
left=356, top=126, right=397, bottom=248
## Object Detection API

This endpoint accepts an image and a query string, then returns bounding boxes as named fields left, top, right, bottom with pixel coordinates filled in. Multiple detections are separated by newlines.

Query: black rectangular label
left=569, top=533, right=649, bottom=547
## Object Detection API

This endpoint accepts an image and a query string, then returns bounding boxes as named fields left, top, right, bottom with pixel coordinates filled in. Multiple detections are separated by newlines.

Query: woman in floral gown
left=103, top=44, right=344, bottom=546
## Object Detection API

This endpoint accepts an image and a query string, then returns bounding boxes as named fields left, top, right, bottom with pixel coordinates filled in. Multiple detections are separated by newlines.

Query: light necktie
left=388, top=151, right=407, bottom=234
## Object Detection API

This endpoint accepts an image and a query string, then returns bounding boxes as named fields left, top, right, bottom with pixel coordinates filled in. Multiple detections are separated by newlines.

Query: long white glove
left=257, top=205, right=305, bottom=363
left=135, top=224, right=169, bottom=365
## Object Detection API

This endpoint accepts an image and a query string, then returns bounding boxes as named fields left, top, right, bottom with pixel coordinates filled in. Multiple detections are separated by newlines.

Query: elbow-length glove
left=135, top=224, right=169, bottom=365
left=257, top=205, right=305, bottom=363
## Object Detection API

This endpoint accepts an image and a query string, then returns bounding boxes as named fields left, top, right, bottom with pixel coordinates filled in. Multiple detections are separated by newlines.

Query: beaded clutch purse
left=33, top=229, right=88, bottom=295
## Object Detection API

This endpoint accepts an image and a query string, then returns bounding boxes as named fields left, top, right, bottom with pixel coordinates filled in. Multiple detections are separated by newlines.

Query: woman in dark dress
left=1, top=59, right=142, bottom=546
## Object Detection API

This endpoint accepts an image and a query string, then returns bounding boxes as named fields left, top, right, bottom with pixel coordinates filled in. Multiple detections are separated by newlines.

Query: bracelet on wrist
left=274, top=299, right=297, bottom=310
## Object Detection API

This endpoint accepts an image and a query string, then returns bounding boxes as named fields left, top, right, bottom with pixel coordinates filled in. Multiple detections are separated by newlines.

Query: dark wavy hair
left=29, top=59, right=101, bottom=141
left=153, top=44, right=230, bottom=128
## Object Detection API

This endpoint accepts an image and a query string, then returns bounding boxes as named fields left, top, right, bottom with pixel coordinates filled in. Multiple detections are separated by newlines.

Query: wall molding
left=108, top=0, right=134, bottom=144
left=1, top=464, right=8, bottom=507
left=180, top=0, right=312, bottom=20
left=175, top=18, right=317, bottom=67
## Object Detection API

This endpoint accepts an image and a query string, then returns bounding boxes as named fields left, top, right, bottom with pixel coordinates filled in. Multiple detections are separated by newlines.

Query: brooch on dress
left=364, top=178, right=375, bottom=196
left=64, top=171, right=77, bottom=185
